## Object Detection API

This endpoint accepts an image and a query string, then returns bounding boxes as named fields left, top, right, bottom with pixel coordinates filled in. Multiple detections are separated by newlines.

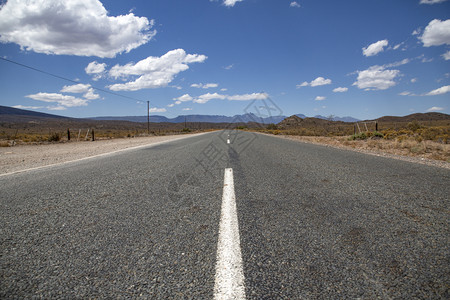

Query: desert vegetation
left=0, top=117, right=224, bottom=146
left=250, top=114, right=450, bottom=162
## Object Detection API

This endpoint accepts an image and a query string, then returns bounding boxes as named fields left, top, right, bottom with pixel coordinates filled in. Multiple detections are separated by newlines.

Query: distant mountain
left=295, top=114, right=307, bottom=119
left=91, top=113, right=288, bottom=124
left=313, top=115, right=360, bottom=122
left=1, top=105, right=361, bottom=124
left=91, top=113, right=360, bottom=124
left=0, top=105, right=70, bottom=119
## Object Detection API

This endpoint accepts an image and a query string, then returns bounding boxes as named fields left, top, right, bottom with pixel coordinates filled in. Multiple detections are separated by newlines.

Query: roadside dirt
left=277, top=135, right=450, bottom=170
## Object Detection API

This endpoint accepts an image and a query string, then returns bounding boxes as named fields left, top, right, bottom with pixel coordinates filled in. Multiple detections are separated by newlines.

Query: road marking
left=227, top=139, right=230, bottom=144
left=214, top=168, right=246, bottom=300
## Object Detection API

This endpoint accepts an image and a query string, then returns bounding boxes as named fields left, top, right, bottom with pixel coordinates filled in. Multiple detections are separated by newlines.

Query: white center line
left=214, top=168, right=246, bottom=300
left=227, top=139, right=230, bottom=144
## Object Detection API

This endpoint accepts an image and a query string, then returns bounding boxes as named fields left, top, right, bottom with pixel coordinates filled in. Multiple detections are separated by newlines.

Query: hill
left=279, top=112, right=450, bottom=129
left=0, top=105, right=70, bottom=120
left=375, top=112, right=450, bottom=123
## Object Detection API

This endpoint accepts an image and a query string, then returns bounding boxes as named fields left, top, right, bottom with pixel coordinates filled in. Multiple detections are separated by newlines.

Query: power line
left=0, top=56, right=146, bottom=104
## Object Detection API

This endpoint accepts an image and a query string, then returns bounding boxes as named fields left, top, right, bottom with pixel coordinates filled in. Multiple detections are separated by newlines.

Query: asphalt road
left=1, top=130, right=449, bottom=299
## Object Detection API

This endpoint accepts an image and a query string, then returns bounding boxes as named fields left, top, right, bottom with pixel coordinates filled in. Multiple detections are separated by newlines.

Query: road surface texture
left=1, top=130, right=448, bottom=299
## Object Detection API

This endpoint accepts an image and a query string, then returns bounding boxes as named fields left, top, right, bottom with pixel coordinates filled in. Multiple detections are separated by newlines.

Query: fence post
left=92, top=129, right=95, bottom=141
left=375, top=121, right=378, bottom=132
left=67, top=128, right=71, bottom=141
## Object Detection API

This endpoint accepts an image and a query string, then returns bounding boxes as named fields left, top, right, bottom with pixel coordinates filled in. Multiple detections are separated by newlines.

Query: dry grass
left=252, top=120, right=450, bottom=162
left=282, top=135, right=450, bottom=162
left=0, top=120, right=221, bottom=145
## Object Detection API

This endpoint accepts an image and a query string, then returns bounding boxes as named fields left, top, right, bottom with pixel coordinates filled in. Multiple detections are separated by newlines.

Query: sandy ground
left=0, top=133, right=204, bottom=175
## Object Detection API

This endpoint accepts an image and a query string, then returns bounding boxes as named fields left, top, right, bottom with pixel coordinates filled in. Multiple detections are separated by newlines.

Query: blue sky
left=0, top=0, right=449, bottom=120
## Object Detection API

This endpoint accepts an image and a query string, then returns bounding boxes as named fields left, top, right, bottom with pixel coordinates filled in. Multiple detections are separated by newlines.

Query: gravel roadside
left=0, top=133, right=205, bottom=175
left=266, top=134, right=450, bottom=170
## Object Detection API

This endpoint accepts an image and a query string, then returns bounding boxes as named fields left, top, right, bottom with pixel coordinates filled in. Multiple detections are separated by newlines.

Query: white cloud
left=362, top=39, right=389, bottom=57
left=315, top=96, right=326, bottom=101
left=107, top=49, right=207, bottom=91
left=224, top=64, right=234, bottom=70
left=60, top=83, right=100, bottom=100
left=297, top=77, right=332, bottom=88
left=194, top=93, right=227, bottom=104
left=411, top=78, right=418, bottom=83
left=333, top=87, right=348, bottom=93
left=191, top=83, right=219, bottom=89
left=167, top=104, right=175, bottom=107
left=383, top=58, right=410, bottom=68
left=426, top=85, right=450, bottom=95
left=296, top=82, right=309, bottom=88
left=60, top=84, right=91, bottom=94
left=311, top=77, right=332, bottom=87
left=85, top=61, right=106, bottom=74
left=353, top=65, right=400, bottom=90
left=0, top=0, right=156, bottom=58
left=82, top=89, right=100, bottom=100
left=173, top=94, right=194, bottom=102
left=399, top=91, right=413, bottom=96
left=12, top=105, right=43, bottom=110
left=85, top=61, right=107, bottom=80
left=290, top=2, right=301, bottom=8
left=420, top=0, right=447, bottom=4
left=149, top=107, right=167, bottom=113
left=443, top=50, right=450, bottom=60
left=227, top=92, right=269, bottom=101
left=427, top=106, right=444, bottom=112
left=182, top=108, right=193, bottom=111
left=47, top=106, right=67, bottom=111
left=220, top=88, right=228, bottom=92
left=419, top=19, right=450, bottom=47
left=223, top=0, right=243, bottom=7
left=393, top=43, right=403, bottom=50
left=412, top=29, right=422, bottom=36
left=26, top=92, right=89, bottom=107
left=173, top=92, right=269, bottom=104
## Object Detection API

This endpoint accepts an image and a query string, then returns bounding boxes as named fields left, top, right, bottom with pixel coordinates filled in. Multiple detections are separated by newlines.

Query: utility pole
left=147, top=100, right=150, bottom=135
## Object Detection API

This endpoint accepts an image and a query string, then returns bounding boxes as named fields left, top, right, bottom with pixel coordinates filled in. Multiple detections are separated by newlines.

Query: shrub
left=266, top=123, right=278, bottom=130
left=407, top=121, right=422, bottom=132
left=372, top=131, right=384, bottom=138
left=268, top=129, right=281, bottom=135
left=48, top=132, right=61, bottom=142
left=350, top=132, right=367, bottom=140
